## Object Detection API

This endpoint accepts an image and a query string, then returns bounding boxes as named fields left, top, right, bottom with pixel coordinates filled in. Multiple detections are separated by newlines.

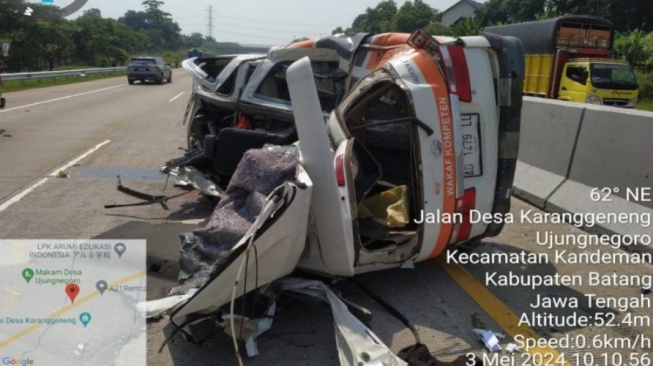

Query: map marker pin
left=114, top=243, right=126, bottom=258
left=66, top=283, right=80, bottom=303
left=22, top=268, right=34, bottom=283
left=79, top=312, right=92, bottom=328
left=96, top=280, right=108, bottom=295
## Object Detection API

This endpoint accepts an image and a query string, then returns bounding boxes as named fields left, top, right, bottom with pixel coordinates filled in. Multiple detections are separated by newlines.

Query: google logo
left=1, top=357, right=35, bottom=366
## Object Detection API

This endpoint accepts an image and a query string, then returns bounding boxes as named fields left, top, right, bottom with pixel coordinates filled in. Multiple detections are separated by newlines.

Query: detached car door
left=170, top=171, right=313, bottom=327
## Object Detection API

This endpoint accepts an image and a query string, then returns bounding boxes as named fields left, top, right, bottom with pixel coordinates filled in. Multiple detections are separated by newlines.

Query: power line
left=215, top=21, right=317, bottom=35
left=174, top=15, right=328, bottom=36
left=212, top=28, right=292, bottom=42
left=174, top=13, right=336, bottom=29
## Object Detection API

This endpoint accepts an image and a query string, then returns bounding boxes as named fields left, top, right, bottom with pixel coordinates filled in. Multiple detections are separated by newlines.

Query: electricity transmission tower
left=207, top=6, right=215, bottom=39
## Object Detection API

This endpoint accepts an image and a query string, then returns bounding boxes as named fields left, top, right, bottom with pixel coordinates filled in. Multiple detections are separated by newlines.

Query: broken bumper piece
left=166, top=166, right=224, bottom=198
left=278, top=278, right=407, bottom=366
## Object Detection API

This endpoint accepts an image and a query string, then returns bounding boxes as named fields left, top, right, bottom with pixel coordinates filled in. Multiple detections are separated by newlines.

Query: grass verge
left=1, top=71, right=126, bottom=93
left=635, top=98, right=653, bottom=112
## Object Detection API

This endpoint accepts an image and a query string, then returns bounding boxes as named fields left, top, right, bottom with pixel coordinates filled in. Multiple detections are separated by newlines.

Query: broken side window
left=255, top=61, right=342, bottom=112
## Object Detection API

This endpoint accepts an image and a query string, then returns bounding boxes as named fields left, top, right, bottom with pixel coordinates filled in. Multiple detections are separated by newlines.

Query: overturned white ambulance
left=151, top=29, right=524, bottom=365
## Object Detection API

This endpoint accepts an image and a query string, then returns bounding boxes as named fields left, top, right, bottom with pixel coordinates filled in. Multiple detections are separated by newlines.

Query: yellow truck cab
left=485, top=15, right=638, bottom=108
left=559, top=59, right=638, bottom=107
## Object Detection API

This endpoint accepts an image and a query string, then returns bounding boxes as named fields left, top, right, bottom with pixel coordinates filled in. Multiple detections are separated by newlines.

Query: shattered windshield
left=590, top=63, right=638, bottom=90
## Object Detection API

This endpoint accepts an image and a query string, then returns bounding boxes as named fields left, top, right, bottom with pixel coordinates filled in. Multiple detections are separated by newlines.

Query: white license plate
left=461, top=113, right=482, bottom=177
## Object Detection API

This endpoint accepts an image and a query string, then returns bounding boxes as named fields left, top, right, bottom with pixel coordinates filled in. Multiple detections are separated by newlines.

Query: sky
left=34, top=0, right=483, bottom=45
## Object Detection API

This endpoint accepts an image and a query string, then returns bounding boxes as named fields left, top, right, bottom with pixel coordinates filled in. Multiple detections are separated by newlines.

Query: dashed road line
left=168, top=92, right=185, bottom=103
left=0, top=178, right=49, bottom=214
left=0, top=85, right=126, bottom=114
left=0, top=140, right=111, bottom=213
left=49, top=140, right=111, bottom=176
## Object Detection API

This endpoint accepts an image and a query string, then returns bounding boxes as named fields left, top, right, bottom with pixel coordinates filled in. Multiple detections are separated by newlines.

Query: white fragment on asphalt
left=174, top=179, right=190, bottom=187
left=137, top=289, right=197, bottom=318
left=49, top=140, right=111, bottom=176
left=179, top=219, right=205, bottom=225
left=505, top=343, right=521, bottom=354
left=473, top=328, right=502, bottom=352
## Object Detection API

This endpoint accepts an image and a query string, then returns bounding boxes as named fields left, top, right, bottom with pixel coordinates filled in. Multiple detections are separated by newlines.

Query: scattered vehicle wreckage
left=113, top=29, right=524, bottom=365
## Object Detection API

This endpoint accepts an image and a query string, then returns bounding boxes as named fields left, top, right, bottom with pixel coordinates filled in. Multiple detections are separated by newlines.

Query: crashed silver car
left=181, top=47, right=342, bottom=151
left=146, top=29, right=524, bottom=365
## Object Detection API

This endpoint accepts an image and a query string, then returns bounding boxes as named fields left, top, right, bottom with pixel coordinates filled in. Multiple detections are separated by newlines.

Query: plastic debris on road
left=505, top=343, right=521, bottom=354
left=473, top=328, right=503, bottom=352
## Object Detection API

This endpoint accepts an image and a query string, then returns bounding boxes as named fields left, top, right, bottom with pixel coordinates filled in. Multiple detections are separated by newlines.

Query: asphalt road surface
left=0, top=74, right=650, bottom=366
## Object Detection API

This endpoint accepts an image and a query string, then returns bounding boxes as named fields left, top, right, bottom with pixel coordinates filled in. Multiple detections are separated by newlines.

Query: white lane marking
left=0, top=139, right=111, bottom=214
left=49, top=140, right=111, bottom=176
left=0, top=178, right=49, bottom=214
left=168, top=91, right=185, bottom=103
left=0, top=84, right=126, bottom=114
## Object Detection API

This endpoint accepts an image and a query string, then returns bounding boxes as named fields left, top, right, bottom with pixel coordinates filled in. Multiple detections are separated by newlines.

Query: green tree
left=0, top=0, right=26, bottom=36
left=187, top=32, right=204, bottom=48
left=475, top=0, right=546, bottom=27
left=452, top=17, right=481, bottom=36
left=613, top=30, right=647, bottom=67
left=80, top=8, right=102, bottom=18
left=33, top=19, right=78, bottom=70
left=333, top=0, right=445, bottom=34
left=602, top=0, right=653, bottom=32
left=643, top=32, right=653, bottom=70
left=73, top=14, right=143, bottom=66
left=546, top=0, right=610, bottom=18
left=335, top=0, right=397, bottom=33
left=422, top=22, right=455, bottom=36
left=119, top=10, right=148, bottom=30
left=391, top=0, right=438, bottom=33
left=545, top=0, right=653, bottom=32
left=118, top=1, right=182, bottom=51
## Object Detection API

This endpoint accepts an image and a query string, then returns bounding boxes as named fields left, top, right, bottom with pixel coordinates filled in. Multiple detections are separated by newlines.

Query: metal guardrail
left=2, top=67, right=127, bottom=82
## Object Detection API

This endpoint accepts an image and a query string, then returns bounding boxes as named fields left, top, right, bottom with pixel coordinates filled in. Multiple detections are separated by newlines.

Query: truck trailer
left=485, top=15, right=638, bottom=107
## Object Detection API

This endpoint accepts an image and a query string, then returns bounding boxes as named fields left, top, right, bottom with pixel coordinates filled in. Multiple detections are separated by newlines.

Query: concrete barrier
left=564, top=106, right=653, bottom=210
left=514, top=99, right=585, bottom=207
left=514, top=97, right=653, bottom=249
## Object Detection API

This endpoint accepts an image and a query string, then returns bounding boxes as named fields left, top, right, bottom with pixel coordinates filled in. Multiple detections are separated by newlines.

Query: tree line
left=0, top=0, right=210, bottom=71
left=2, top=0, right=653, bottom=72
left=332, top=0, right=653, bottom=68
